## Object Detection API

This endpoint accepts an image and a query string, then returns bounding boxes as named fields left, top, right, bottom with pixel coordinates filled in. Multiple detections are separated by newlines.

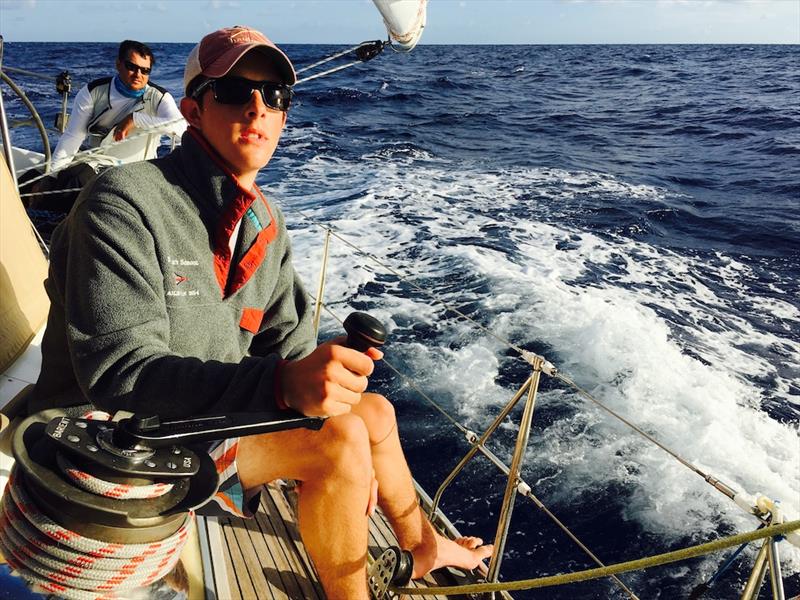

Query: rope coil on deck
left=0, top=466, right=192, bottom=599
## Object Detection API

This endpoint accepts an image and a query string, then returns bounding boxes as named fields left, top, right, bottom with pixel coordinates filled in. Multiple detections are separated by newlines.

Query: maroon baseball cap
left=184, top=26, right=296, bottom=94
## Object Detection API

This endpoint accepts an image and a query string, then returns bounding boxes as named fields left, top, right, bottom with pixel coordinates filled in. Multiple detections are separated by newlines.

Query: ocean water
left=2, top=42, right=799, bottom=599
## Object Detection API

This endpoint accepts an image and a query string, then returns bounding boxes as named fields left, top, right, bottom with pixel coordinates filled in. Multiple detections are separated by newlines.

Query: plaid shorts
left=195, top=437, right=261, bottom=518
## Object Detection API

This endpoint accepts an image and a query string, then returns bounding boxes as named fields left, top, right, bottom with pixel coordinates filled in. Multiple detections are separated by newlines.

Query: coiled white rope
left=55, top=453, right=175, bottom=500
left=0, top=459, right=192, bottom=599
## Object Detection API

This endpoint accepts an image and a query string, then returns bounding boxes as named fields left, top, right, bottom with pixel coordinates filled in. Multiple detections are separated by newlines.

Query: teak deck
left=198, top=482, right=483, bottom=600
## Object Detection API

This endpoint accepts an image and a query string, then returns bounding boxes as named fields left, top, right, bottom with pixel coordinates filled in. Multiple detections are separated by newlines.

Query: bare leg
left=237, top=413, right=373, bottom=599
left=352, top=394, right=494, bottom=577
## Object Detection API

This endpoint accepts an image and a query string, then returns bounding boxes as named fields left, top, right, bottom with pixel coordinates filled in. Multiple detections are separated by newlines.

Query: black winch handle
left=112, top=312, right=387, bottom=450
left=343, top=311, right=387, bottom=353
left=112, top=410, right=324, bottom=451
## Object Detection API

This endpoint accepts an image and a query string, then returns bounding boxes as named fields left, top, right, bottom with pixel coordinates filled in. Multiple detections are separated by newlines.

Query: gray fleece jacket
left=29, top=130, right=315, bottom=417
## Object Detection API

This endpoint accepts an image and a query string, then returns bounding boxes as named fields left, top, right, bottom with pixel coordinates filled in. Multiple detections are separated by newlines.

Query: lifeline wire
left=19, top=186, right=83, bottom=198
left=2, top=65, right=64, bottom=82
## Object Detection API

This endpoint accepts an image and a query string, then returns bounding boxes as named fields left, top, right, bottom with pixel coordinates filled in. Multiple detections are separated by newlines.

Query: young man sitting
left=29, top=26, right=492, bottom=598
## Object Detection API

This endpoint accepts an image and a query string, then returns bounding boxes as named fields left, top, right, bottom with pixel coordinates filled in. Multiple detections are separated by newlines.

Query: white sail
left=372, top=0, right=427, bottom=52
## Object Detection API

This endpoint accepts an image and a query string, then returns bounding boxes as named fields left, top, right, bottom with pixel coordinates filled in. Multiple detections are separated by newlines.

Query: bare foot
left=409, top=531, right=494, bottom=578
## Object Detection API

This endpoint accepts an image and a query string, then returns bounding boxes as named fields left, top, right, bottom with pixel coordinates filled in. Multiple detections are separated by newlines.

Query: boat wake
left=270, top=149, right=800, bottom=597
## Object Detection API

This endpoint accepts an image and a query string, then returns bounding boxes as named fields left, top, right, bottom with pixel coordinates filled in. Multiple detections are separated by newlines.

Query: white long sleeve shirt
left=52, top=80, right=186, bottom=170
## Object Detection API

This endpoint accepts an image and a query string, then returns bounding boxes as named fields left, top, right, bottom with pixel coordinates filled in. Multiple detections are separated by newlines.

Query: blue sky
left=1, top=0, right=798, bottom=44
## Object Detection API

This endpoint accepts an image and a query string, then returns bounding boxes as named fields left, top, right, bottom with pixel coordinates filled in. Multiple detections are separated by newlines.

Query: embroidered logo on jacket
left=166, top=256, right=200, bottom=298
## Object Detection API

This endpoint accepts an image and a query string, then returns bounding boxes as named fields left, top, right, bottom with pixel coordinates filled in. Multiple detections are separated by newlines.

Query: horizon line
left=4, top=40, right=799, bottom=46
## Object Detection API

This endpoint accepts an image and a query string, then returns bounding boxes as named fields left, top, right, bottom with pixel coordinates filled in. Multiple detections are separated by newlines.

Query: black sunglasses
left=193, top=76, right=294, bottom=112
left=124, top=60, right=151, bottom=76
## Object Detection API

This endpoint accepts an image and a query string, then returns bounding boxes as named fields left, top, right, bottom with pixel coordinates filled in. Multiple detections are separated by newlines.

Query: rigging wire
left=297, top=62, right=365, bottom=85
left=295, top=43, right=367, bottom=74
left=295, top=40, right=388, bottom=86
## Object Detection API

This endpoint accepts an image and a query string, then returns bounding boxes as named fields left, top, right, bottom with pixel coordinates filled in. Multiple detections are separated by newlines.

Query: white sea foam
left=266, top=155, right=800, bottom=572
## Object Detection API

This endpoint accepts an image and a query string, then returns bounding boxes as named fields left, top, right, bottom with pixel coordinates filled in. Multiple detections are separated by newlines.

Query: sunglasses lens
left=211, top=78, right=292, bottom=111
left=213, top=78, right=255, bottom=105
left=125, top=60, right=150, bottom=75
left=263, top=86, right=292, bottom=111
